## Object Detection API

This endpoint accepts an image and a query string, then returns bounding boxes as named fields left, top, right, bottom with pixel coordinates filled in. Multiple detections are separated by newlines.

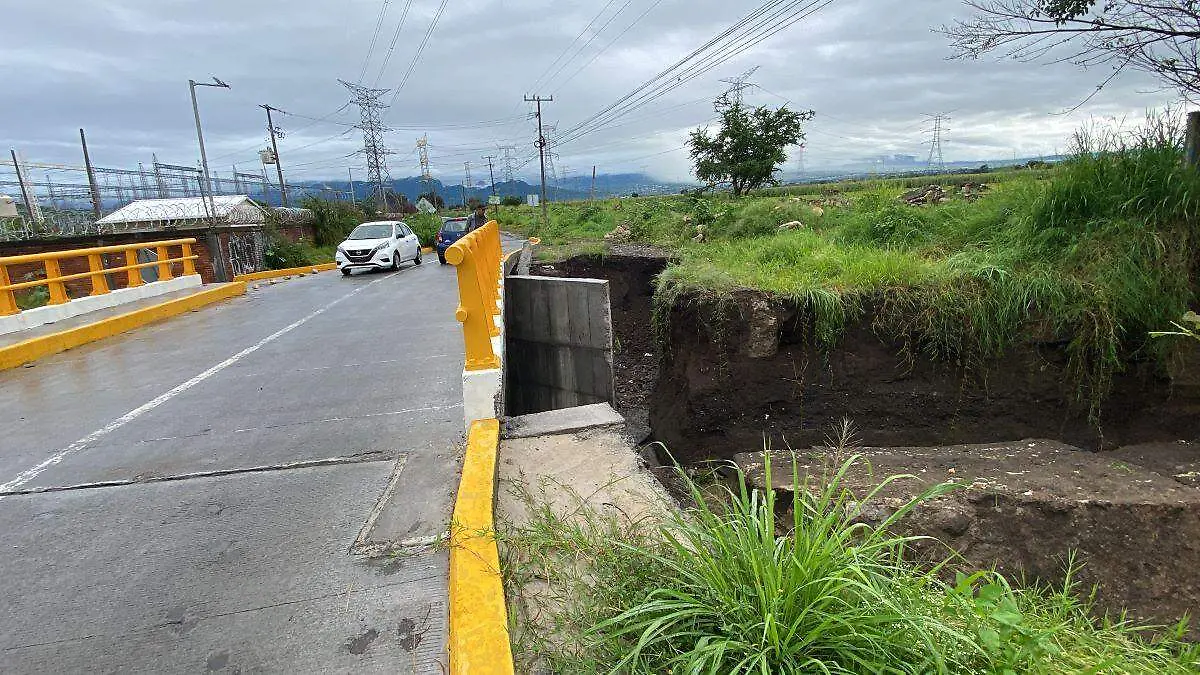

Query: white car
left=336, top=221, right=423, bottom=276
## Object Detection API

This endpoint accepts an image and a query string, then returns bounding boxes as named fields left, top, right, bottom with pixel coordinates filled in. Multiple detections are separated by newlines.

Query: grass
left=499, top=441, right=1199, bottom=674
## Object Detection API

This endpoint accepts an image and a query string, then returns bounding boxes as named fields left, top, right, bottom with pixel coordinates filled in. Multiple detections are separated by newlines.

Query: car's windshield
left=440, top=219, right=468, bottom=233
left=348, top=223, right=393, bottom=240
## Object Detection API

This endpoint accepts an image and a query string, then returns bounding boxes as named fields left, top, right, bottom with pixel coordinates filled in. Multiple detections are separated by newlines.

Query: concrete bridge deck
left=0, top=260, right=466, bottom=673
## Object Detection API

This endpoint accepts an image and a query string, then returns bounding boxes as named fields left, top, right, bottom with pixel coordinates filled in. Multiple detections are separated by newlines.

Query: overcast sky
left=0, top=0, right=1181, bottom=183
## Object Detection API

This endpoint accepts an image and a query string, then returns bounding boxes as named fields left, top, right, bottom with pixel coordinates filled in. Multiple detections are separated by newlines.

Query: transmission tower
left=498, top=145, right=517, bottom=183
left=719, top=65, right=760, bottom=104
left=339, top=79, right=392, bottom=206
left=923, top=113, right=950, bottom=174
left=416, top=135, right=433, bottom=198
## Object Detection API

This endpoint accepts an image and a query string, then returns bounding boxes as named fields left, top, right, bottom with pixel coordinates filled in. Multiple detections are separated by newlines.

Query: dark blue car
left=435, top=217, right=470, bottom=265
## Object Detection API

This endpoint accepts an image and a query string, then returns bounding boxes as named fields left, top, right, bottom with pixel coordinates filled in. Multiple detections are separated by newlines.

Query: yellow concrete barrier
left=448, top=418, right=513, bottom=674
left=0, top=282, right=246, bottom=371
left=447, top=222, right=502, bottom=371
left=234, top=262, right=336, bottom=282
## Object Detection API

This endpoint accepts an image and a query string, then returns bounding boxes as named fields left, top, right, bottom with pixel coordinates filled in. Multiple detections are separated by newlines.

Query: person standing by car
left=466, top=201, right=489, bottom=232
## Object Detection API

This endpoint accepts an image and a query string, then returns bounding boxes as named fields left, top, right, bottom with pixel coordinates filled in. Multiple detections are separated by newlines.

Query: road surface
left=0, top=258, right=467, bottom=673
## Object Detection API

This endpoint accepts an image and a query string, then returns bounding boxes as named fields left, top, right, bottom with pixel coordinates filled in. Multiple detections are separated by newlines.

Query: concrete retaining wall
left=504, top=275, right=614, bottom=416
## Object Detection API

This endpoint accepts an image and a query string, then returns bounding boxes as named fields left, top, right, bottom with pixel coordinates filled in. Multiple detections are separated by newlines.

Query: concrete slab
left=0, top=461, right=448, bottom=674
left=0, top=274, right=202, bottom=337
left=503, top=402, right=625, bottom=439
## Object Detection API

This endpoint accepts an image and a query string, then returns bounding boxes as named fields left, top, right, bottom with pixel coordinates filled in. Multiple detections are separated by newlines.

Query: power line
left=372, top=0, right=415, bottom=86
left=552, top=0, right=670, bottom=94
left=538, top=0, right=635, bottom=93
left=357, top=0, right=392, bottom=83
left=555, top=0, right=836, bottom=147
left=387, top=0, right=450, bottom=110
left=525, top=0, right=623, bottom=94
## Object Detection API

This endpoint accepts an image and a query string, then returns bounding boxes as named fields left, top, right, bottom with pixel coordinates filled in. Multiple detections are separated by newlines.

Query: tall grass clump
left=500, top=441, right=1199, bottom=674
left=300, top=196, right=368, bottom=246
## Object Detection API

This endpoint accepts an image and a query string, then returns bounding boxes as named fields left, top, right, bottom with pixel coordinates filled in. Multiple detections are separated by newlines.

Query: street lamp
left=188, top=76, right=230, bottom=222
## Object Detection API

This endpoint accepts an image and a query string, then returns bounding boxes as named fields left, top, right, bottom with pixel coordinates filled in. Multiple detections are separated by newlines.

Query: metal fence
left=1, top=148, right=342, bottom=242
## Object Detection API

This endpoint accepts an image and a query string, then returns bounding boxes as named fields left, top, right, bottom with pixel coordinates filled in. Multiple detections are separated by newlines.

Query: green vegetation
left=501, top=450, right=1198, bottom=674
left=262, top=229, right=333, bottom=270
left=300, top=196, right=368, bottom=247
left=503, top=114, right=1200, bottom=411
left=14, top=285, right=49, bottom=311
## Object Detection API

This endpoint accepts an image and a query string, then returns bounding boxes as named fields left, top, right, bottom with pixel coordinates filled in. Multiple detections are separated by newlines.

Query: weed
left=499, top=442, right=1199, bottom=674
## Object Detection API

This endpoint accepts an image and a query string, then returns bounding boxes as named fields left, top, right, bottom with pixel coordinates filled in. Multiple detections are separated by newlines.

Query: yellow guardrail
left=0, top=238, right=199, bottom=316
left=446, top=221, right=502, bottom=370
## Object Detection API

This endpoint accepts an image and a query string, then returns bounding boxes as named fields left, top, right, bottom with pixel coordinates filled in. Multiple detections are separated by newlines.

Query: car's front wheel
left=391, top=252, right=400, bottom=271
left=341, top=267, right=351, bottom=276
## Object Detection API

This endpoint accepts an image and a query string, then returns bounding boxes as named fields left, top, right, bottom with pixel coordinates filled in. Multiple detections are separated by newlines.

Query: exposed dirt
left=531, top=252, right=1200, bottom=631
left=652, top=289, right=1200, bottom=464
left=734, top=439, right=1200, bottom=630
left=529, top=246, right=669, bottom=442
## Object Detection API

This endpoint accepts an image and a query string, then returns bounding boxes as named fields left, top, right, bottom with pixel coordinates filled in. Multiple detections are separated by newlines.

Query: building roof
left=96, top=196, right=268, bottom=226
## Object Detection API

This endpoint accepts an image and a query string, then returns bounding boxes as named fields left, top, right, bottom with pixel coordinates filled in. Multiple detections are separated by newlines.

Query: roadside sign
left=416, top=197, right=437, bottom=214
left=527, top=194, right=539, bottom=207
left=487, top=195, right=501, bottom=205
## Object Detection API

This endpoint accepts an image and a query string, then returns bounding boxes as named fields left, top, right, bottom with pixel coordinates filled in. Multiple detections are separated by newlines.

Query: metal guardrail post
left=124, top=249, right=143, bottom=288
left=181, top=242, right=197, bottom=276
left=42, top=259, right=69, bottom=305
left=87, top=253, right=109, bottom=296
left=156, top=245, right=173, bottom=281
left=0, top=265, right=16, bottom=316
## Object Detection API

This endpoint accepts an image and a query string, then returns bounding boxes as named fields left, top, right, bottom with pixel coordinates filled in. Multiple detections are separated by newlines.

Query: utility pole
left=260, top=165, right=271, bottom=205
left=79, top=129, right=103, bottom=218
left=188, top=76, right=230, bottom=222
left=464, top=161, right=473, bottom=198
left=719, top=66, right=760, bottom=105
left=10, top=149, right=41, bottom=225
left=483, top=155, right=497, bottom=195
left=590, top=165, right=597, bottom=201
left=524, top=94, right=553, bottom=227
left=152, top=154, right=167, bottom=198
left=1187, top=110, right=1200, bottom=169
left=261, top=104, right=289, bottom=206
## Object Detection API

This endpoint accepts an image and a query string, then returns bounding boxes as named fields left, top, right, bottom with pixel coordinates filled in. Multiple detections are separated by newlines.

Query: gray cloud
left=0, top=0, right=1180, bottom=183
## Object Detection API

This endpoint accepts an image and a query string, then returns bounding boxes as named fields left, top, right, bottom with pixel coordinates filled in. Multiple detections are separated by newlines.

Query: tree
left=944, top=1, right=1200, bottom=98
left=689, top=94, right=812, bottom=197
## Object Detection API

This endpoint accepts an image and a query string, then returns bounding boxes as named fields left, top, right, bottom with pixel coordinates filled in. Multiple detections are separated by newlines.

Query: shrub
left=301, top=197, right=368, bottom=247
left=501, top=195, right=524, bottom=207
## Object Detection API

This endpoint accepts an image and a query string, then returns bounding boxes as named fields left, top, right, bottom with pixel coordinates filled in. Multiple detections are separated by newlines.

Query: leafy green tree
left=945, top=1, right=1200, bottom=98
left=689, top=94, right=812, bottom=197
left=500, top=195, right=524, bottom=207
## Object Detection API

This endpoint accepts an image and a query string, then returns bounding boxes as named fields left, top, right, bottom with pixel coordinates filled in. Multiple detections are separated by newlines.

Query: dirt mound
left=733, top=439, right=1200, bottom=630
left=650, top=289, right=1200, bottom=463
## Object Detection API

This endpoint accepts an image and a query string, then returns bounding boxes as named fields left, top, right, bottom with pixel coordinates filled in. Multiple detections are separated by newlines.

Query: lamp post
left=189, top=76, right=230, bottom=282
left=188, top=76, right=230, bottom=221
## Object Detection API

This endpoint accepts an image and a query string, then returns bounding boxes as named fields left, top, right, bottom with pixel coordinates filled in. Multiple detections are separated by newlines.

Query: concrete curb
left=448, top=418, right=514, bottom=674
left=0, top=282, right=247, bottom=372
left=234, top=263, right=336, bottom=282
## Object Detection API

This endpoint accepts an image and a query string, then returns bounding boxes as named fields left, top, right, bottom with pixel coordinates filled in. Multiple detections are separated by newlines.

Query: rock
left=900, top=184, right=948, bottom=206
left=809, top=205, right=825, bottom=218
left=691, top=223, right=707, bottom=244
left=604, top=223, right=633, bottom=242
left=778, top=220, right=804, bottom=230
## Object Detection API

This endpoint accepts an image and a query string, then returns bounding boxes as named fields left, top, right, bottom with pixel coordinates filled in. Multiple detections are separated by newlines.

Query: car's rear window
left=441, top=219, right=468, bottom=233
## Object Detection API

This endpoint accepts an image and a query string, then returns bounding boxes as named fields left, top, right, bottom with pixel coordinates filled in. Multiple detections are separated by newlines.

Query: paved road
left=0, top=258, right=467, bottom=673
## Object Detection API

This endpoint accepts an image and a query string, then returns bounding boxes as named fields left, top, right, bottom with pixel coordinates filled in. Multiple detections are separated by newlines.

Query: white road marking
left=0, top=273, right=398, bottom=495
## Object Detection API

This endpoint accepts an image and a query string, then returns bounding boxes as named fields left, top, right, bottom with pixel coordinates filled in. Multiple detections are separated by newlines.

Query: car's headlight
left=336, top=246, right=346, bottom=256
left=370, top=242, right=388, bottom=255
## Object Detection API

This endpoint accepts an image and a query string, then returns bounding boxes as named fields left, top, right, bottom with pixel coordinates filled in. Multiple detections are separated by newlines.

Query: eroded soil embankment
left=652, top=289, right=1200, bottom=463
left=535, top=251, right=1200, bottom=629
